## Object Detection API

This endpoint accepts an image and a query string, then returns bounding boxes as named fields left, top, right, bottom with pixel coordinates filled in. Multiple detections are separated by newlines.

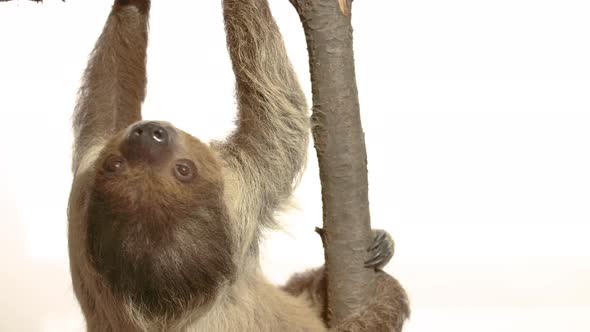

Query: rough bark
left=289, top=0, right=375, bottom=327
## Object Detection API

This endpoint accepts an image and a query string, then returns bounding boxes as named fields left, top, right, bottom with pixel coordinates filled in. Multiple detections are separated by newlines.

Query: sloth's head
left=86, top=120, right=235, bottom=316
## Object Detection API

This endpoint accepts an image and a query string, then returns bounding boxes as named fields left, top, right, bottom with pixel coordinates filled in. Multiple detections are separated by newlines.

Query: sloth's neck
left=183, top=269, right=324, bottom=332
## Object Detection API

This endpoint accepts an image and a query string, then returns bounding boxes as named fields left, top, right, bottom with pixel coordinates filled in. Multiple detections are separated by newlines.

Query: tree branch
left=290, top=0, right=375, bottom=326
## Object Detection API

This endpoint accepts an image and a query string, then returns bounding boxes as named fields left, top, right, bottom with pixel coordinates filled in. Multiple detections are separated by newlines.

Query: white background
left=1, top=0, right=589, bottom=331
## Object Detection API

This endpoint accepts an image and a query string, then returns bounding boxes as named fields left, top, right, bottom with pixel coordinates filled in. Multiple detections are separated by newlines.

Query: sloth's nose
left=122, top=121, right=172, bottom=163
left=131, top=122, right=169, bottom=145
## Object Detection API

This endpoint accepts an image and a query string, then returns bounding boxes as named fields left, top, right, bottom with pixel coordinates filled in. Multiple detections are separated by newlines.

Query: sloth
left=67, top=0, right=409, bottom=331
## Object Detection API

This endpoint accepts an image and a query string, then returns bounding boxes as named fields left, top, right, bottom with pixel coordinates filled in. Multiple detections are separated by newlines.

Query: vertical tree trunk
left=289, top=0, right=375, bottom=326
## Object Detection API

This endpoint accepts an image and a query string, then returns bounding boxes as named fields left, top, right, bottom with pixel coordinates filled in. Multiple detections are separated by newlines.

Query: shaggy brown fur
left=67, top=0, right=409, bottom=331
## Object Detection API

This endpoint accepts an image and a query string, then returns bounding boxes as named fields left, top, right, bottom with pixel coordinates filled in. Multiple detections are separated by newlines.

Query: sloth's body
left=67, top=0, right=409, bottom=331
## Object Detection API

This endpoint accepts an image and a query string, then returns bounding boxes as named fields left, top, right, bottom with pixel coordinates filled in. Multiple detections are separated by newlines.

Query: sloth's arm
left=219, top=0, right=308, bottom=209
left=72, top=0, right=149, bottom=172
left=283, top=230, right=409, bottom=331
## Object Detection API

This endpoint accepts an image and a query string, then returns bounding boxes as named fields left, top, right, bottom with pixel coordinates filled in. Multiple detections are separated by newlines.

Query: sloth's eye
left=174, top=159, right=195, bottom=182
left=103, top=155, right=125, bottom=174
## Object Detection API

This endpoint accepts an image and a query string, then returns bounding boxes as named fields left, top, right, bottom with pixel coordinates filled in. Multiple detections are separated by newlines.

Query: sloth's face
left=85, top=121, right=235, bottom=316
left=98, top=121, right=221, bottom=188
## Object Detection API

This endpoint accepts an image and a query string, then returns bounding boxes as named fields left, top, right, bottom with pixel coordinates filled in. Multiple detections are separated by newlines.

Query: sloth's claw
left=364, top=229, right=395, bottom=270
left=368, top=230, right=387, bottom=252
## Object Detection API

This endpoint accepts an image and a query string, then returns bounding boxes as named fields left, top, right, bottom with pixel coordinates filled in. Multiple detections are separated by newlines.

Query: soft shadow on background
left=1, top=1, right=589, bottom=331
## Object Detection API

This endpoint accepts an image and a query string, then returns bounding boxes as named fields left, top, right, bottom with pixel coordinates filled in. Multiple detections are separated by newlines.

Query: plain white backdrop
left=1, top=0, right=589, bottom=331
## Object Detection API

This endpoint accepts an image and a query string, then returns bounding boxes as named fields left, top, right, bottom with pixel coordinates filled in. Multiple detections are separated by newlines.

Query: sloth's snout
left=131, top=122, right=169, bottom=145
left=122, top=121, right=174, bottom=163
